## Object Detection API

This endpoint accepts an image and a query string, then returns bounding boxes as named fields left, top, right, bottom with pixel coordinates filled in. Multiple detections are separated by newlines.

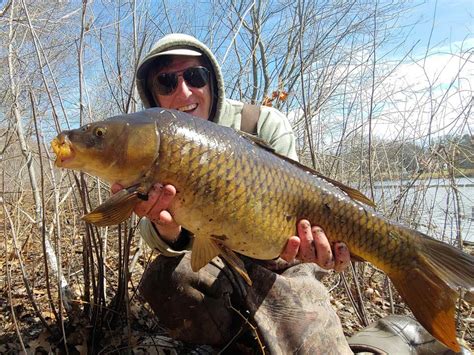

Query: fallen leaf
left=27, top=329, right=52, bottom=352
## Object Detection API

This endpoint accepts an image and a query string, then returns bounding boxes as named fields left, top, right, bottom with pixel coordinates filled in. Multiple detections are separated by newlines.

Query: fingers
left=154, top=209, right=181, bottom=242
left=312, top=226, right=335, bottom=269
left=150, top=184, right=176, bottom=219
left=284, top=220, right=350, bottom=272
left=136, top=184, right=180, bottom=242
left=333, top=242, right=350, bottom=272
left=280, top=236, right=300, bottom=262
left=149, top=184, right=176, bottom=212
left=134, top=184, right=176, bottom=218
left=156, top=210, right=175, bottom=225
left=110, top=182, right=181, bottom=241
left=297, top=220, right=316, bottom=262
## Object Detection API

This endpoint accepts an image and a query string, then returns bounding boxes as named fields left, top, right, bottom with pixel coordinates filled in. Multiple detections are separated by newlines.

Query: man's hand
left=280, top=220, right=350, bottom=272
left=111, top=183, right=181, bottom=242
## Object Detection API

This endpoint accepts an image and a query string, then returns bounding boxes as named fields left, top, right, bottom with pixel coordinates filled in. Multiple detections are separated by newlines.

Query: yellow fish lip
left=51, top=136, right=75, bottom=167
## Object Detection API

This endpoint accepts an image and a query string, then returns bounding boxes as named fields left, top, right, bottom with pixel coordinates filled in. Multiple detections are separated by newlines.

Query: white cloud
left=371, top=39, right=474, bottom=140
left=287, top=39, right=473, bottom=149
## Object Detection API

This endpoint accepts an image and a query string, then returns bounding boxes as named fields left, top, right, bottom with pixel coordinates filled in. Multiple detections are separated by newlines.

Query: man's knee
left=139, top=253, right=240, bottom=345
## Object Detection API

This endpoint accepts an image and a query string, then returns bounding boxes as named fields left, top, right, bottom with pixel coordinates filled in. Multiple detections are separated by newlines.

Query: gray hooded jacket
left=136, top=33, right=298, bottom=255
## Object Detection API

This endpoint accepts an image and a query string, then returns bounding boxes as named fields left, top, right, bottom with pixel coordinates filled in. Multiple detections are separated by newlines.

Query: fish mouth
left=51, top=136, right=76, bottom=167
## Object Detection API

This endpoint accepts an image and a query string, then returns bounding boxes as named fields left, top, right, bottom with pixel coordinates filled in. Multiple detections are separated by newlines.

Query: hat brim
left=137, top=48, right=202, bottom=82
left=153, top=48, right=202, bottom=57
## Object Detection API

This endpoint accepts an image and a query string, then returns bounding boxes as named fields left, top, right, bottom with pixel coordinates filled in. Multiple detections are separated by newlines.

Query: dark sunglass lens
left=155, top=73, right=178, bottom=95
left=183, top=67, right=209, bottom=88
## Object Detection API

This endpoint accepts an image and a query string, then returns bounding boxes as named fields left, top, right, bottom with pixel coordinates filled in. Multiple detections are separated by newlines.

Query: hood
left=136, top=33, right=225, bottom=121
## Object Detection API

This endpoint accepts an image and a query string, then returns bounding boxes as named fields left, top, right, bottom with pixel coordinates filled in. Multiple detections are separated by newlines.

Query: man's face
left=150, top=56, right=212, bottom=120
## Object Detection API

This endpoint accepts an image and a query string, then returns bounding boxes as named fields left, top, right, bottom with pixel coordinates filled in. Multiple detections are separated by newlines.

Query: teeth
left=178, top=103, right=197, bottom=112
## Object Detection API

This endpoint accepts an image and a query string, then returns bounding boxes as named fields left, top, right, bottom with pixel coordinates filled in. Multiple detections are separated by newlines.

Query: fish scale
left=51, top=108, right=473, bottom=351
left=168, top=117, right=403, bottom=265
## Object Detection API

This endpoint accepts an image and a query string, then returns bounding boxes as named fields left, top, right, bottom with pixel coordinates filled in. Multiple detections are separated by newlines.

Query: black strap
left=240, top=103, right=260, bottom=135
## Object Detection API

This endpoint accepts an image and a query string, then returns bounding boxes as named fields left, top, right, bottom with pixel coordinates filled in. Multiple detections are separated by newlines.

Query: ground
left=1, top=237, right=472, bottom=354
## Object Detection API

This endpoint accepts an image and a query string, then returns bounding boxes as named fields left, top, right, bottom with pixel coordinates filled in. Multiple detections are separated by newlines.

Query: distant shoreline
left=373, top=169, right=474, bottom=183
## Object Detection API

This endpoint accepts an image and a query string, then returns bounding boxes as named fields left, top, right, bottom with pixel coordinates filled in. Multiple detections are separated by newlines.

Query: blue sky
left=365, top=0, right=473, bottom=140
left=404, top=0, right=473, bottom=53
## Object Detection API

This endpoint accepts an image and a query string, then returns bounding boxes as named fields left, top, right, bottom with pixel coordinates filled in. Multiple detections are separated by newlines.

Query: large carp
left=51, top=108, right=473, bottom=352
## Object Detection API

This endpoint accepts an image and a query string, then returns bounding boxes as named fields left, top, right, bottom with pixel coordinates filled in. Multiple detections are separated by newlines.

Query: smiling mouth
left=177, top=103, right=198, bottom=112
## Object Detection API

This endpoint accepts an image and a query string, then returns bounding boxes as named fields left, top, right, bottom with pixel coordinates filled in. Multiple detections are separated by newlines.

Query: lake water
left=371, top=177, right=474, bottom=243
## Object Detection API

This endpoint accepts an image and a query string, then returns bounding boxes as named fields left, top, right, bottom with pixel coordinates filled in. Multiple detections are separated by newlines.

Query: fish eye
left=94, top=127, right=107, bottom=137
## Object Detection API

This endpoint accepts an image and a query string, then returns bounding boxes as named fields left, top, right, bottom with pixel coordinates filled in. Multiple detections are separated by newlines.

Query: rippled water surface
left=372, top=177, right=474, bottom=243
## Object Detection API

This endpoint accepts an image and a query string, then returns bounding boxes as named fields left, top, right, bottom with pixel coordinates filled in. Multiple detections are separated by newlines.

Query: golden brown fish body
left=52, top=108, right=473, bottom=352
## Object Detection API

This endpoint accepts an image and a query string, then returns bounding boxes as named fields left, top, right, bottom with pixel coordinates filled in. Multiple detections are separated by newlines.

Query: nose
left=174, top=76, right=192, bottom=97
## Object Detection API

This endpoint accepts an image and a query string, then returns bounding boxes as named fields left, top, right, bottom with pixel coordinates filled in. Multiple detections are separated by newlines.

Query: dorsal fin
left=239, top=131, right=375, bottom=208
left=238, top=130, right=276, bottom=153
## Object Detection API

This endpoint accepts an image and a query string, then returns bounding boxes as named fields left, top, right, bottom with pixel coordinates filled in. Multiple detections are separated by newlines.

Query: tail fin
left=388, top=235, right=474, bottom=352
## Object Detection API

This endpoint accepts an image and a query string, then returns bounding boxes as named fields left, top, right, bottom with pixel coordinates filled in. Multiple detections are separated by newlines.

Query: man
left=118, top=33, right=353, bottom=353
left=117, top=33, right=467, bottom=355
left=122, top=33, right=354, bottom=353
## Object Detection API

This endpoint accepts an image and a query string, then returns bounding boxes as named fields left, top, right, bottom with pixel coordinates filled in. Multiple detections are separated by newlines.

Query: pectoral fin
left=190, top=235, right=222, bottom=271
left=218, top=243, right=252, bottom=286
left=191, top=236, right=252, bottom=285
left=82, top=186, right=142, bottom=226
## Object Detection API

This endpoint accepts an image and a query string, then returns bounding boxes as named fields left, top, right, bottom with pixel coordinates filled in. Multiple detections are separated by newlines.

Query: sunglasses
left=153, top=66, right=210, bottom=96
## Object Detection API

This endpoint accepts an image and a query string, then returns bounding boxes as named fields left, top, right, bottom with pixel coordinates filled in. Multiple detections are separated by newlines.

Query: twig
left=128, top=234, right=143, bottom=274
left=224, top=294, right=266, bottom=354
left=385, top=276, right=395, bottom=314
left=5, top=240, right=27, bottom=353
left=129, top=247, right=155, bottom=304
left=3, top=197, right=53, bottom=335
left=3, top=173, right=27, bottom=353
left=0, top=0, right=12, bottom=16
left=10, top=0, right=63, bottom=333
left=341, top=265, right=369, bottom=327
left=30, top=91, right=69, bottom=354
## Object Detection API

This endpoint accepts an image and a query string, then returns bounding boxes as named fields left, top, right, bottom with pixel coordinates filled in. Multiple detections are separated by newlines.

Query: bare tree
left=1, top=0, right=472, bottom=352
